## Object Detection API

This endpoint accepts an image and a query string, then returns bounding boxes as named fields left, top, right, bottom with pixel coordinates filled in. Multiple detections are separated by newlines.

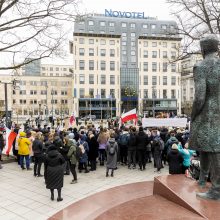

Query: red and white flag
left=121, top=109, right=138, bottom=123
left=69, top=112, right=76, bottom=125
left=5, top=127, right=17, bottom=155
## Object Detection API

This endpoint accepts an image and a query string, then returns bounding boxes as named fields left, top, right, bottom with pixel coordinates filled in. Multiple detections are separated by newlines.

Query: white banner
left=142, top=118, right=188, bottom=128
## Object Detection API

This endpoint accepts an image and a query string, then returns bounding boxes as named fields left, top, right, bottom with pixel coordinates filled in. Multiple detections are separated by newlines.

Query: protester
left=127, top=126, right=137, bottom=169
left=118, top=127, right=129, bottom=165
left=106, top=133, right=118, bottom=177
left=45, top=144, right=65, bottom=202
left=67, top=133, right=78, bottom=184
left=32, top=132, right=44, bottom=177
left=97, top=128, right=108, bottom=166
left=18, top=131, right=31, bottom=170
left=167, top=144, right=183, bottom=174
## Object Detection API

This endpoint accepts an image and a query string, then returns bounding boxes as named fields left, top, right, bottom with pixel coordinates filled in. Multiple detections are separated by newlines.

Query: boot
left=50, top=189, right=54, bottom=201
left=57, top=189, right=63, bottom=202
left=106, top=172, right=109, bottom=177
left=111, top=171, right=114, bottom=177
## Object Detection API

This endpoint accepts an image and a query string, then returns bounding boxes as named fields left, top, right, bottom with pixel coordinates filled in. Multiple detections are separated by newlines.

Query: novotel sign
left=105, top=9, right=145, bottom=19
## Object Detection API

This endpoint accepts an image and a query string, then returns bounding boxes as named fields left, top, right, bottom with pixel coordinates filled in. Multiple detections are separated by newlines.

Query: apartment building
left=11, top=62, right=73, bottom=124
left=72, top=11, right=182, bottom=118
left=181, top=53, right=202, bottom=115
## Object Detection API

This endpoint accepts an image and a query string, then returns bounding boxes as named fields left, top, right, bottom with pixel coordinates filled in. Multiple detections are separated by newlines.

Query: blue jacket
left=178, top=145, right=195, bottom=167
left=78, top=138, right=89, bottom=163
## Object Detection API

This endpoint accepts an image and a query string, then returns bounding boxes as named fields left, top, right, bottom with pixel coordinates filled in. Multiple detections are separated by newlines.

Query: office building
left=72, top=11, right=182, bottom=118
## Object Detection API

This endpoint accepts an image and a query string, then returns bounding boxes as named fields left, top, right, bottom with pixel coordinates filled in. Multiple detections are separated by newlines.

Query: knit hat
left=68, top=133, right=75, bottom=139
left=172, top=143, right=178, bottom=150
left=19, top=131, right=26, bottom=137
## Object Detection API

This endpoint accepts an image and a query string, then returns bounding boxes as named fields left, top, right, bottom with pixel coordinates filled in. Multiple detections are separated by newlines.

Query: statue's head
left=200, top=34, right=219, bottom=57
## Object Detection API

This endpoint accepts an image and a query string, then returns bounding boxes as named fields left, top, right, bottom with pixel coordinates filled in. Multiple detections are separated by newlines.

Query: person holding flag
left=69, top=112, right=76, bottom=127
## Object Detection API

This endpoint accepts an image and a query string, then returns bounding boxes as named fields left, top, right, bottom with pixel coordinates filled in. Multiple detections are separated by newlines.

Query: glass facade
left=120, top=68, right=139, bottom=112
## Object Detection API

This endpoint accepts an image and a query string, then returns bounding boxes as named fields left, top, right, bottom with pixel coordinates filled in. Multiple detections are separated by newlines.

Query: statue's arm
left=191, top=66, right=206, bottom=122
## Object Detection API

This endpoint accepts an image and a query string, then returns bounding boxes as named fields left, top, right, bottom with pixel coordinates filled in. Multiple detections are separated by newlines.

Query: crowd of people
left=0, top=121, right=193, bottom=202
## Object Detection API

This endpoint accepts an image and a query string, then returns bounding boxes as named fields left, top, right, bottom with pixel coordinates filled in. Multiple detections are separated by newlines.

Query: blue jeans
left=20, top=155, right=30, bottom=169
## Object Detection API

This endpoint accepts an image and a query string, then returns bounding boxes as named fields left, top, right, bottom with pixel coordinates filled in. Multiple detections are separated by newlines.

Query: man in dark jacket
left=136, top=127, right=149, bottom=170
left=127, top=127, right=137, bottom=169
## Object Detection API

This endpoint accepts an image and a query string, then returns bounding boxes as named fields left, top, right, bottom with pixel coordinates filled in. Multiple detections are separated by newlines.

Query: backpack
left=109, top=143, right=115, bottom=156
left=119, top=134, right=128, bottom=146
left=75, top=142, right=85, bottom=160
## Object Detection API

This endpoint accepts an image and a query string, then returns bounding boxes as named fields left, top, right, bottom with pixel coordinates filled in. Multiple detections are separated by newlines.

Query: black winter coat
left=136, top=131, right=149, bottom=150
left=45, top=147, right=65, bottom=190
left=128, top=132, right=137, bottom=151
left=0, top=134, right=4, bottom=151
left=88, top=137, right=99, bottom=160
left=167, top=149, right=183, bottom=174
left=32, top=139, right=44, bottom=156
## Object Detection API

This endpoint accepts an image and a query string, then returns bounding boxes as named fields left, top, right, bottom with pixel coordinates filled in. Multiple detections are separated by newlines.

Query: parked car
left=80, top=115, right=96, bottom=121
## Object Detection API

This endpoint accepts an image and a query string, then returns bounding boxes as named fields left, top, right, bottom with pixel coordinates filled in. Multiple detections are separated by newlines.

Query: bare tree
left=0, top=0, right=81, bottom=70
left=167, top=0, right=220, bottom=58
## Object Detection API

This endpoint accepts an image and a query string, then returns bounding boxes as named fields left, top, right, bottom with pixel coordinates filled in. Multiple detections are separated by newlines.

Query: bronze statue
left=189, top=34, right=220, bottom=200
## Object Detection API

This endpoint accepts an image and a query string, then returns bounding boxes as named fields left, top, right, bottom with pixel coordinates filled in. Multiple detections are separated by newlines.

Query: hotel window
left=163, top=90, right=167, bottom=98
left=163, top=51, right=168, bottom=58
left=122, top=41, right=127, bottom=46
left=30, top=81, right=37, bottom=86
left=89, top=88, right=94, bottom=97
left=100, top=30, right=105, bottom=34
left=79, top=38, right=84, bottom=44
left=79, top=48, right=85, bottom=56
left=171, top=43, right=176, bottom=48
left=109, top=22, right=115, bottom=27
left=143, top=41, right=148, bottom=47
left=110, top=61, right=115, bottom=71
left=79, top=21, right=85, bottom=25
left=89, top=74, right=94, bottom=84
left=143, top=62, right=148, bottom=72
left=110, top=75, right=115, bottom=85
left=89, top=60, right=94, bottom=70
left=130, top=23, right=136, bottom=28
left=171, top=89, right=176, bottom=98
left=143, top=75, right=148, bottom=85
left=161, top=25, right=167, bottom=30
left=151, top=24, right=156, bottom=29
left=163, top=76, right=167, bottom=85
left=41, top=90, right=47, bottom=95
left=79, top=88, right=85, bottom=98
left=170, top=25, right=175, bottom=30
left=110, top=89, right=115, bottom=98
left=100, top=21, right=106, bottom=26
left=101, top=75, right=106, bottom=84
left=101, top=89, right=106, bottom=98
left=163, top=62, right=168, bottom=72
left=171, top=76, right=176, bottom=85
left=50, top=67, right=53, bottom=71
left=88, top=20, right=94, bottom=26
left=171, top=51, right=176, bottom=59
left=89, top=39, right=94, bottom=44
left=143, top=50, right=148, bottom=58
left=171, top=63, right=176, bottom=72
left=100, top=61, right=106, bottom=70
left=122, top=33, right=127, bottom=37
left=110, top=40, right=115, bottom=45
left=55, top=67, right=59, bottom=71
left=131, top=32, right=136, bottom=37
left=152, top=51, right=157, bottom=58
left=122, top=50, right=127, bottom=55
left=143, top=24, right=148, bottom=29
left=152, top=76, right=157, bottom=85
left=89, top=48, right=94, bottom=56
left=143, top=89, right=148, bottom=98
left=163, top=42, right=167, bottom=48
left=100, top=39, right=106, bottom=45
left=122, top=22, right=127, bottom=28
left=131, top=41, right=136, bottom=46
left=152, top=42, right=157, bottom=47
left=131, top=51, right=136, bottom=56
left=110, top=49, right=115, bottom=57
left=79, top=60, right=85, bottom=70
left=51, top=90, right=57, bottom=95
left=61, top=91, right=67, bottom=95
left=152, top=62, right=157, bottom=72
left=100, top=49, right=106, bottom=56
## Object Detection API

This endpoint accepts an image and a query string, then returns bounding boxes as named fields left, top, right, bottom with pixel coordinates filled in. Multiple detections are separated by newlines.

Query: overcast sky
left=80, top=0, right=174, bottom=20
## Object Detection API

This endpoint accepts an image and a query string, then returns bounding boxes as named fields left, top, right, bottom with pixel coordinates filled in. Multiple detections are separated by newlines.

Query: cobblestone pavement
left=0, top=161, right=169, bottom=220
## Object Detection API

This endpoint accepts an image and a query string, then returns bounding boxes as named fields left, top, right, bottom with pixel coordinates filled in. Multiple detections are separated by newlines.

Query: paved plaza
left=0, top=161, right=169, bottom=220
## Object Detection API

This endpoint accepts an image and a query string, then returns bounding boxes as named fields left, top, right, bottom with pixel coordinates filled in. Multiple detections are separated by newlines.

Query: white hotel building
left=72, top=10, right=182, bottom=119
